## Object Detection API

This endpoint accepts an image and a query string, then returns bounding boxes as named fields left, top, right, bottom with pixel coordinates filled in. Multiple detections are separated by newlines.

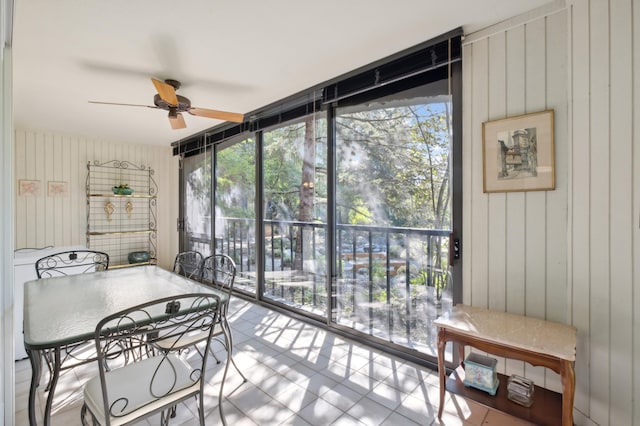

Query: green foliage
left=184, top=154, right=213, bottom=230
left=336, top=103, right=452, bottom=229
left=348, top=199, right=373, bottom=224
left=262, top=117, right=327, bottom=223
left=188, top=100, right=451, bottom=233
left=216, top=138, right=256, bottom=219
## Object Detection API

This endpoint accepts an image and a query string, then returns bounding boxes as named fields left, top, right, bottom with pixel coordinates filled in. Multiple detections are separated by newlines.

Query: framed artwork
left=18, top=179, right=41, bottom=196
left=48, top=181, right=68, bottom=197
left=482, top=110, right=555, bottom=193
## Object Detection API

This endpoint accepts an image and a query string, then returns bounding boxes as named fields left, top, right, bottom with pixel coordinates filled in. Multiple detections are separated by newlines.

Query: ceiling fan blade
left=89, top=101, right=159, bottom=109
left=169, top=112, right=187, bottom=129
left=188, top=107, right=244, bottom=123
left=152, top=78, right=178, bottom=106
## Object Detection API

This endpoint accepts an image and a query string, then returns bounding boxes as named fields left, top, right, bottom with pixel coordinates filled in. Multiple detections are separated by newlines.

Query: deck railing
left=186, top=217, right=452, bottom=351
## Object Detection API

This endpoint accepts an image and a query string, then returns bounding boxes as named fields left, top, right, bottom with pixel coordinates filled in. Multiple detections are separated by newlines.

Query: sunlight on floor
left=15, top=298, right=533, bottom=425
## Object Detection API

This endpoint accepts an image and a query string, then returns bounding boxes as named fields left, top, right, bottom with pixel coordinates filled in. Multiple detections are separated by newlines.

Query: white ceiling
left=12, top=0, right=553, bottom=147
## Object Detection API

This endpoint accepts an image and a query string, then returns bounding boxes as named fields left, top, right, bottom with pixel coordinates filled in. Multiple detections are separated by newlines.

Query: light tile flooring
left=15, top=298, right=533, bottom=425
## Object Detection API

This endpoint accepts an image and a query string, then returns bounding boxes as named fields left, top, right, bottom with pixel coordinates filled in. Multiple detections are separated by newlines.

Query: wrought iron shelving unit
left=86, top=160, right=157, bottom=268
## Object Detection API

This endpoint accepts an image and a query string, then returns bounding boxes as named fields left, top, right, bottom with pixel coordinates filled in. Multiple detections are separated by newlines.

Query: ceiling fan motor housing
left=153, top=94, right=191, bottom=112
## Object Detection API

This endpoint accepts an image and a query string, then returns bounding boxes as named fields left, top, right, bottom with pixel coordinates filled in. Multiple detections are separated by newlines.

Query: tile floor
left=15, top=298, right=533, bottom=425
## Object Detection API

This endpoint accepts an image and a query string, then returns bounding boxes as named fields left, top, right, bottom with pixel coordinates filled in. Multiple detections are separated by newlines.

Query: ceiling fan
left=89, top=78, right=244, bottom=129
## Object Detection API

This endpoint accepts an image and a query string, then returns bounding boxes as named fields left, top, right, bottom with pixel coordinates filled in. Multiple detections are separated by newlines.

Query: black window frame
left=173, top=29, right=463, bottom=369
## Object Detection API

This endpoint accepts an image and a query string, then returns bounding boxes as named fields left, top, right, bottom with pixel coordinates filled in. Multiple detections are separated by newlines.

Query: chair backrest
left=35, top=250, right=109, bottom=278
left=88, top=293, right=220, bottom=424
left=172, top=251, right=204, bottom=280
left=199, top=254, right=236, bottom=295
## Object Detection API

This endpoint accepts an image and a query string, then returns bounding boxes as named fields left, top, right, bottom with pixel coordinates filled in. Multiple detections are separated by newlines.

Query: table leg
left=43, top=347, right=61, bottom=426
left=27, top=348, right=42, bottom=426
left=437, top=328, right=446, bottom=419
left=560, top=360, right=576, bottom=426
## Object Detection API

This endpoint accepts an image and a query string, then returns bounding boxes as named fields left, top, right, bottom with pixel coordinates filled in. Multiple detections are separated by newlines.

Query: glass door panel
left=214, top=137, right=257, bottom=294
left=334, top=85, right=453, bottom=356
left=182, top=151, right=213, bottom=257
left=262, top=113, right=328, bottom=318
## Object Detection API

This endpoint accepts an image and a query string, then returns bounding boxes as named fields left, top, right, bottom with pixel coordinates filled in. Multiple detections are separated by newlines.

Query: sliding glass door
left=333, top=82, right=454, bottom=356
left=214, top=137, right=257, bottom=294
left=180, top=88, right=455, bottom=358
left=177, top=34, right=462, bottom=363
left=180, top=138, right=258, bottom=294
left=261, top=113, right=328, bottom=319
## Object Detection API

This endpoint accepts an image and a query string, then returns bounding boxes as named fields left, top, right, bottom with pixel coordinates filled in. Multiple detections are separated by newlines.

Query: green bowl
left=112, top=187, right=134, bottom=195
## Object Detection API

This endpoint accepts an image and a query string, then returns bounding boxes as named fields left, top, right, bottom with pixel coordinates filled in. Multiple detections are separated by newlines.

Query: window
left=214, top=137, right=257, bottom=293
left=181, top=150, right=212, bottom=257
left=334, top=81, right=453, bottom=355
left=175, top=31, right=462, bottom=365
left=261, top=113, right=328, bottom=318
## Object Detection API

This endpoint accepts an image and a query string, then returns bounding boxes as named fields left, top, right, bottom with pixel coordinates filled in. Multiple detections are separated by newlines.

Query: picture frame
left=48, top=181, right=68, bottom=197
left=482, top=110, right=555, bottom=193
left=18, top=179, right=41, bottom=196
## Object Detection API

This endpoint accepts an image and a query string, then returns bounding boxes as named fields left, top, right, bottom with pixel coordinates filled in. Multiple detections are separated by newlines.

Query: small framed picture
left=18, top=179, right=41, bottom=196
left=48, top=181, right=68, bottom=197
left=482, top=110, right=555, bottom=193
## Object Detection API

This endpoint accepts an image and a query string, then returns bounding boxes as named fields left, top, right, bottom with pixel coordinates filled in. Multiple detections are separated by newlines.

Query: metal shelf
left=86, top=160, right=158, bottom=268
left=88, top=193, right=157, bottom=198
left=88, top=230, right=155, bottom=236
left=109, top=261, right=153, bottom=269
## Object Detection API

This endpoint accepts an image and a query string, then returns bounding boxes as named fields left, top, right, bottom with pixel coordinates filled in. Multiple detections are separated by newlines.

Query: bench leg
left=560, top=359, right=575, bottom=426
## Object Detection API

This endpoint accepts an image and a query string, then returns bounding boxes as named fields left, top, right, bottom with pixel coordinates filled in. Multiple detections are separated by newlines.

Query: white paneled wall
left=463, top=1, right=640, bottom=425
left=463, top=3, right=568, bottom=392
left=14, top=130, right=179, bottom=269
left=568, top=1, right=638, bottom=425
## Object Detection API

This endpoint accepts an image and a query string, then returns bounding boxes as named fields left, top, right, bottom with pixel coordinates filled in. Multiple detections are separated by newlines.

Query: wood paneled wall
left=463, top=1, right=639, bottom=424
left=463, top=1, right=568, bottom=393
left=568, top=1, right=638, bottom=424
left=14, top=130, right=179, bottom=269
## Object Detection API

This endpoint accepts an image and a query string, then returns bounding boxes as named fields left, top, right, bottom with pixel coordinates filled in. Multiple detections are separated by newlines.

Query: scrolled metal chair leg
left=221, top=317, right=247, bottom=382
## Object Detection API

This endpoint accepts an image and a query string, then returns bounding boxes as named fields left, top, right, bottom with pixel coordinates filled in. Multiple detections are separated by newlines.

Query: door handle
left=449, top=233, right=460, bottom=265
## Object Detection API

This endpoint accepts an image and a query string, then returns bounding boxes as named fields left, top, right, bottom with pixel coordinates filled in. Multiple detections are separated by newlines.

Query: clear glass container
left=507, top=375, right=534, bottom=407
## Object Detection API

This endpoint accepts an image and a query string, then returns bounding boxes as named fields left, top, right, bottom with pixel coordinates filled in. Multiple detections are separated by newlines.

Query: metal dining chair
left=155, top=254, right=246, bottom=425
left=34, top=249, right=110, bottom=391
left=199, top=254, right=247, bottom=375
left=200, top=254, right=247, bottom=424
left=35, top=250, right=109, bottom=278
left=80, top=293, right=221, bottom=426
left=172, top=251, right=204, bottom=280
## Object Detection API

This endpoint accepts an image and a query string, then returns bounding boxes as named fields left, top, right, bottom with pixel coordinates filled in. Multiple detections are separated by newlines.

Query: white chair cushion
left=83, top=354, right=199, bottom=425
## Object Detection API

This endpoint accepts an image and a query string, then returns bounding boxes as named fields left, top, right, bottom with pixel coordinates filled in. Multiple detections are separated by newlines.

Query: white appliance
left=13, top=245, right=87, bottom=360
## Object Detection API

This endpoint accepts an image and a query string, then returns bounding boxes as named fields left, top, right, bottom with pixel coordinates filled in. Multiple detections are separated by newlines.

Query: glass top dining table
left=23, top=265, right=228, bottom=426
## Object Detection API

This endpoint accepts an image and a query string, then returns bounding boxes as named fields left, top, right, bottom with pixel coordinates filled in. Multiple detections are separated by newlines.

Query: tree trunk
left=294, top=116, right=316, bottom=271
